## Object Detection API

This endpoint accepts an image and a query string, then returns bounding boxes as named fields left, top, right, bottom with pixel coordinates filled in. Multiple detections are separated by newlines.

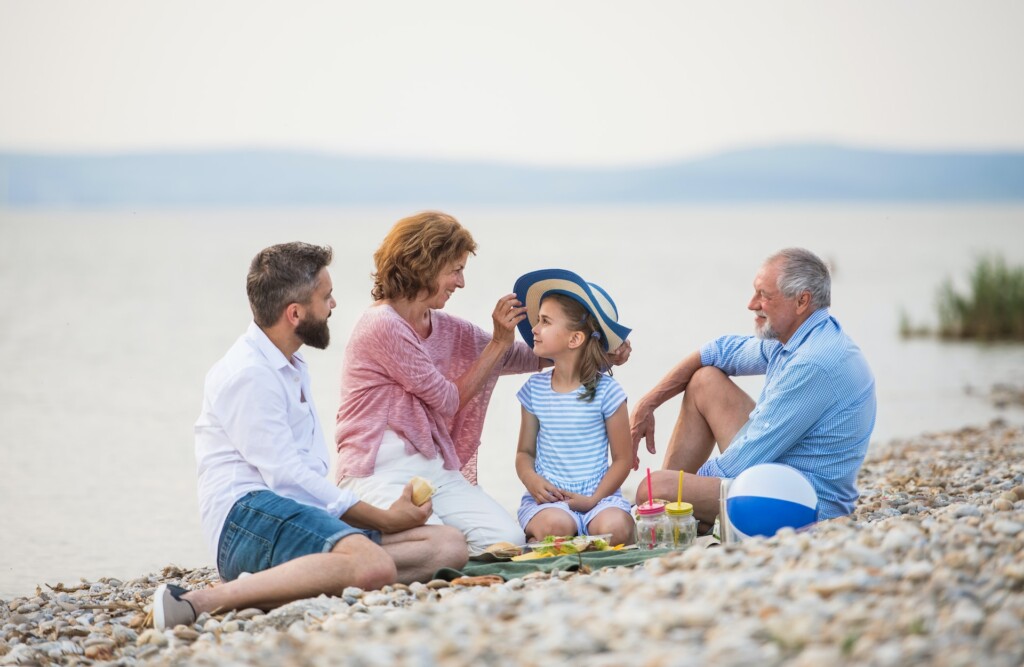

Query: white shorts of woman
left=338, top=429, right=526, bottom=555
left=517, top=489, right=633, bottom=536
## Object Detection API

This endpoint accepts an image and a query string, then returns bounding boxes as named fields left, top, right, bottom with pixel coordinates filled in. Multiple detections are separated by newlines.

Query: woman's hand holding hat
left=490, top=293, right=527, bottom=346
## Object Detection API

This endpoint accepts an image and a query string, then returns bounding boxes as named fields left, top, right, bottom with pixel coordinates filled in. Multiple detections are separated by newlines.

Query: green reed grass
left=936, top=256, right=1024, bottom=341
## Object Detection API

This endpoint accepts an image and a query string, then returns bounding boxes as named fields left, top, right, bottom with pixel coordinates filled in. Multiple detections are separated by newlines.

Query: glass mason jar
left=664, top=501, right=697, bottom=549
left=718, top=477, right=738, bottom=544
left=635, top=501, right=671, bottom=550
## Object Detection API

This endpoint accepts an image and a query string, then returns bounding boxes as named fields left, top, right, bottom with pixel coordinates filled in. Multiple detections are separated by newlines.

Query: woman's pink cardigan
left=334, top=305, right=537, bottom=484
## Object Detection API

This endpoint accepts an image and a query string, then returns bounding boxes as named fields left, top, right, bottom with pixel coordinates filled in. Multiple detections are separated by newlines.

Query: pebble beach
left=3, top=421, right=1023, bottom=666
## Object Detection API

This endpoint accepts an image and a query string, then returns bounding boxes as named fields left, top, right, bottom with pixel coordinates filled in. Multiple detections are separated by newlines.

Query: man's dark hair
left=246, top=243, right=333, bottom=327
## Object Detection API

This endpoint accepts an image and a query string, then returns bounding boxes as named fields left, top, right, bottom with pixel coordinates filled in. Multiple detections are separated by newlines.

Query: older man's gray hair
left=768, top=248, right=831, bottom=311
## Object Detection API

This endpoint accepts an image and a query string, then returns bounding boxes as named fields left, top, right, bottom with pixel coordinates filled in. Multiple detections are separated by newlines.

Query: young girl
left=511, top=269, right=636, bottom=547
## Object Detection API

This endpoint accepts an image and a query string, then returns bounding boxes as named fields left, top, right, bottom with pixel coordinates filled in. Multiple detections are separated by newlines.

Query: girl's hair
left=371, top=211, right=478, bottom=302
left=544, top=293, right=610, bottom=402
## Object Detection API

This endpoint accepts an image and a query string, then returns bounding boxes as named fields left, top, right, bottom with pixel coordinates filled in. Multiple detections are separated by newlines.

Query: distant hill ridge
left=1, top=144, right=1022, bottom=206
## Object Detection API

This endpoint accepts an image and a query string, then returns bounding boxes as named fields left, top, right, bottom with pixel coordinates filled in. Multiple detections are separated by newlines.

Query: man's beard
left=296, top=312, right=331, bottom=349
left=754, top=313, right=779, bottom=340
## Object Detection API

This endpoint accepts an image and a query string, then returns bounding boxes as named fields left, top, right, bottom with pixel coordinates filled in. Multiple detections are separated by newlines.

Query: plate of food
left=510, top=534, right=616, bottom=561
left=481, top=541, right=525, bottom=559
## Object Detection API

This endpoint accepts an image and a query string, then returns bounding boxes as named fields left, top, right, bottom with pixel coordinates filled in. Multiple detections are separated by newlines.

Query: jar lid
left=636, top=501, right=665, bottom=516
left=664, top=501, right=693, bottom=516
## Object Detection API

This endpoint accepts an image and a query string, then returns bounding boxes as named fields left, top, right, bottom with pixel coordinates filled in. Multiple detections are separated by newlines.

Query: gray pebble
left=953, top=504, right=983, bottom=518
left=992, top=520, right=1022, bottom=536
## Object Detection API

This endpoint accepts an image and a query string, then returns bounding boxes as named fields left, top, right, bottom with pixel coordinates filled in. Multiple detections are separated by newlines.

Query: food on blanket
left=451, top=575, right=504, bottom=587
left=484, top=541, right=523, bottom=558
left=527, top=534, right=612, bottom=557
left=511, top=551, right=547, bottom=562
left=510, top=539, right=630, bottom=561
left=410, top=476, right=435, bottom=506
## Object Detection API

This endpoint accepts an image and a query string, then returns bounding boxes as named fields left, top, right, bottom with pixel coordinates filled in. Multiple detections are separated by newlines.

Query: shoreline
left=3, top=421, right=1023, bottom=665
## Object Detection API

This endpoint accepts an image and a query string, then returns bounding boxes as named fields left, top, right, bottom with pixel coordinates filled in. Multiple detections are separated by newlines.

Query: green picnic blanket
left=433, top=547, right=673, bottom=582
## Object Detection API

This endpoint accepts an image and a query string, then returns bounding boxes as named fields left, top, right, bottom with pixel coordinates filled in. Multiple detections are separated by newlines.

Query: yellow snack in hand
left=410, top=476, right=435, bottom=506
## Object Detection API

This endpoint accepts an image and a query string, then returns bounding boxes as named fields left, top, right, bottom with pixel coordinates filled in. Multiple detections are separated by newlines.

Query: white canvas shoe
left=152, top=583, right=197, bottom=631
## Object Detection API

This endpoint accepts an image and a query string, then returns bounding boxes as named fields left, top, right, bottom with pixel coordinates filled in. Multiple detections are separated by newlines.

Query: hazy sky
left=1, top=1, right=1022, bottom=166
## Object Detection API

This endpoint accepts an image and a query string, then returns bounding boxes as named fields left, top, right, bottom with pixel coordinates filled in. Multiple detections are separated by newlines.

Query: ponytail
left=576, top=329, right=609, bottom=402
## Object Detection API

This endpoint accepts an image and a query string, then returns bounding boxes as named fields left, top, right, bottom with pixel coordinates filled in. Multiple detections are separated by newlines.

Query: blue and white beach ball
left=725, top=463, right=818, bottom=539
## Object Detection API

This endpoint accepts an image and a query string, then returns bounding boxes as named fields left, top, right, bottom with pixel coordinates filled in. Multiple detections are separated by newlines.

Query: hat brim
left=512, top=269, right=631, bottom=352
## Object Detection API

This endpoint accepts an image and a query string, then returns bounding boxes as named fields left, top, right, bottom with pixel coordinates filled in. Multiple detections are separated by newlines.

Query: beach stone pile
left=988, top=383, right=1024, bottom=410
left=3, top=421, right=1023, bottom=666
left=965, top=382, right=1024, bottom=410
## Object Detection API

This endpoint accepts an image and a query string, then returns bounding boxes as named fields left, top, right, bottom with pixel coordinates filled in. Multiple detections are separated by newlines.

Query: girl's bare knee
left=527, top=511, right=577, bottom=539
left=588, top=511, right=634, bottom=545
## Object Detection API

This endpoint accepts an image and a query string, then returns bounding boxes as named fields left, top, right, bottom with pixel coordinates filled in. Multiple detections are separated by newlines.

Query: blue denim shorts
left=217, top=491, right=381, bottom=582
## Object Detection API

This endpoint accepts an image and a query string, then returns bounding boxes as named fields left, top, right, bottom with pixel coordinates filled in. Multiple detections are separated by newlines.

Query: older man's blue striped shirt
left=697, top=308, right=876, bottom=519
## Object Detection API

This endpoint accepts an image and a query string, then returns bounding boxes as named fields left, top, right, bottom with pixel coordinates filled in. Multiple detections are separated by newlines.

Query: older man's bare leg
left=636, top=470, right=723, bottom=529
left=660, top=366, right=755, bottom=472
left=635, top=367, right=755, bottom=530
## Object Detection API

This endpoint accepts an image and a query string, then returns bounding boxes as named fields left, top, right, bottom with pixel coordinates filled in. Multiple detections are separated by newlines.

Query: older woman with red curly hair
left=332, top=212, right=543, bottom=552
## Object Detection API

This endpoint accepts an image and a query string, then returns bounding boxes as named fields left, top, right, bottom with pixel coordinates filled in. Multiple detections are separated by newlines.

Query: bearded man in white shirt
left=152, top=242, right=467, bottom=630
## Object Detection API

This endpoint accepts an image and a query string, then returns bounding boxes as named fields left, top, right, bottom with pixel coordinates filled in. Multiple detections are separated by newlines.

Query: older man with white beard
left=631, top=248, right=876, bottom=533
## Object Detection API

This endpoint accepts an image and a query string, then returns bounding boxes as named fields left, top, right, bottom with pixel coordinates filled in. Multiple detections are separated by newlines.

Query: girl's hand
left=605, top=339, right=632, bottom=367
left=563, top=492, right=596, bottom=514
left=491, top=294, right=528, bottom=346
left=525, top=474, right=567, bottom=504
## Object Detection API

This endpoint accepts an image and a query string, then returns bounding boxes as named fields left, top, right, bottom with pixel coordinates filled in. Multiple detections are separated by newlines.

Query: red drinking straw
left=645, top=468, right=656, bottom=548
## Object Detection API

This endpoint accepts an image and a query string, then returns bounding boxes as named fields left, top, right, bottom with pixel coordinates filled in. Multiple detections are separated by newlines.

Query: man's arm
left=630, top=335, right=773, bottom=464
left=218, top=367, right=360, bottom=518
left=341, top=482, right=432, bottom=533
left=629, top=350, right=703, bottom=461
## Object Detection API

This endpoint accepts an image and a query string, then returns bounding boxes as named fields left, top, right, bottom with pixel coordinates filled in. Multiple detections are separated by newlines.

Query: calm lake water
left=2, top=204, right=1024, bottom=599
